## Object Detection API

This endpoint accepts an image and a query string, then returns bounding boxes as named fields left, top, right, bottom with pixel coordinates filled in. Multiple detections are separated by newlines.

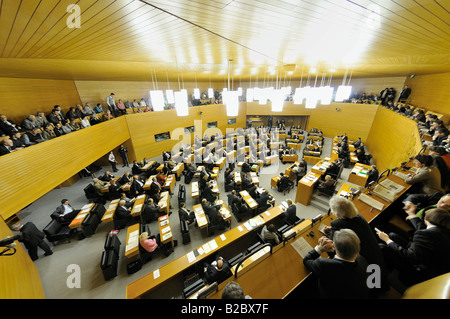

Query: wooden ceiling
left=0, top=0, right=449, bottom=82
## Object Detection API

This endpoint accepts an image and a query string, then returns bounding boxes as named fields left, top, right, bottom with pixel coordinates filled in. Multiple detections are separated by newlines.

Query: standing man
left=106, top=93, right=118, bottom=118
left=282, top=199, right=297, bottom=225
left=11, top=222, right=53, bottom=261
left=118, top=145, right=129, bottom=167
left=108, top=151, right=119, bottom=172
left=398, top=85, right=412, bottom=103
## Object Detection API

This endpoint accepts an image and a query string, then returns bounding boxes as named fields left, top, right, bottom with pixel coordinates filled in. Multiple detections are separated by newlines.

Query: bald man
left=203, top=254, right=232, bottom=285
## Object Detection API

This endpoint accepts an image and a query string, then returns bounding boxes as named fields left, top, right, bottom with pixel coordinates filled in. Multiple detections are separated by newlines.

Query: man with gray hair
left=303, top=228, right=370, bottom=299
left=11, top=222, right=53, bottom=261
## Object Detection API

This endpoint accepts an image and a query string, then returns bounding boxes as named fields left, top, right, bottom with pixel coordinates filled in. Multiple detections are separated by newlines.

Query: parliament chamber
left=0, top=0, right=449, bottom=304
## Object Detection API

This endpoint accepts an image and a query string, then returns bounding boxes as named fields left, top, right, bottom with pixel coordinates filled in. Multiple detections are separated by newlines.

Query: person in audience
left=22, top=114, right=41, bottom=131
left=0, top=114, right=21, bottom=136
left=303, top=229, right=370, bottom=299
left=75, top=104, right=85, bottom=119
left=377, top=208, right=450, bottom=287
left=124, top=100, right=133, bottom=109
left=53, top=105, right=67, bottom=122
left=203, top=254, right=232, bottom=285
left=51, top=199, right=80, bottom=225
left=405, top=154, right=444, bottom=194
left=99, top=170, right=114, bottom=182
left=116, top=99, right=126, bottom=115
left=83, top=103, right=94, bottom=116
left=11, top=222, right=53, bottom=261
left=118, top=145, right=129, bottom=167
left=428, top=146, right=450, bottom=191
left=41, top=124, right=56, bottom=140
left=178, top=202, right=195, bottom=225
left=260, top=224, right=280, bottom=246
left=139, top=232, right=161, bottom=253
left=69, top=119, right=81, bottom=131
left=93, top=103, right=103, bottom=114
left=80, top=116, right=91, bottom=128
left=35, top=111, right=49, bottom=128
left=61, top=119, right=74, bottom=134
left=139, top=98, right=147, bottom=107
left=53, top=122, right=65, bottom=137
left=221, top=281, right=251, bottom=299
left=118, top=171, right=132, bottom=186
left=102, top=109, right=114, bottom=121
left=432, top=127, right=449, bottom=147
left=22, top=128, right=47, bottom=146
left=130, top=174, right=145, bottom=197
left=66, top=107, right=78, bottom=121
left=227, top=190, right=240, bottom=207
left=366, top=165, right=379, bottom=187
left=0, top=138, right=15, bottom=156
left=47, top=108, right=62, bottom=125
left=90, top=113, right=102, bottom=125
left=326, top=196, right=389, bottom=294
left=10, top=132, right=26, bottom=150
left=119, top=192, right=135, bottom=208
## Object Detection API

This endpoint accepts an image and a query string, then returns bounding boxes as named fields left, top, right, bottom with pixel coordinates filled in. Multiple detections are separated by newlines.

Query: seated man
left=203, top=254, right=232, bottom=285
left=99, top=171, right=115, bottom=182
left=402, top=192, right=449, bottom=220
left=113, top=200, right=133, bottom=226
left=178, top=202, right=195, bottom=225
left=22, top=128, right=47, bottom=146
left=260, top=224, right=280, bottom=246
left=93, top=178, right=108, bottom=196
left=227, top=190, right=240, bottom=207
left=366, top=165, right=379, bottom=187
left=129, top=175, right=145, bottom=197
left=141, top=198, right=160, bottom=222
left=51, top=199, right=80, bottom=225
left=303, top=229, right=370, bottom=299
left=257, top=189, right=272, bottom=213
left=276, top=172, right=290, bottom=191
left=377, top=208, right=450, bottom=287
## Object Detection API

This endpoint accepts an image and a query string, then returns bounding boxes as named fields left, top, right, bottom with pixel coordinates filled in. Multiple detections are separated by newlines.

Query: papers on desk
left=125, top=230, right=139, bottom=252
left=291, top=237, right=313, bottom=259
left=392, top=171, right=408, bottom=180
left=303, top=173, right=318, bottom=183
left=202, top=239, right=218, bottom=254
left=153, top=269, right=160, bottom=279
left=358, top=193, right=384, bottom=211
left=162, top=231, right=172, bottom=242
left=133, top=204, right=143, bottom=214
left=75, top=212, right=88, bottom=220
left=136, top=194, right=146, bottom=200
left=187, top=251, right=196, bottom=263
left=81, top=203, right=93, bottom=210
left=244, top=216, right=264, bottom=231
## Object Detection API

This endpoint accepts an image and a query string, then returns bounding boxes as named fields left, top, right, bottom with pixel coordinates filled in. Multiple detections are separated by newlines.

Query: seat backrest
left=43, top=219, right=61, bottom=236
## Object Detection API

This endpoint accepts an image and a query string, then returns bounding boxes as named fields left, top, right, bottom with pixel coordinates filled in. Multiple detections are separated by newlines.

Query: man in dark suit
left=398, top=85, right=411, bottom=103
left=178, top=202, right=195, bottom=225
left=118, top=171, right=132, bottom=186
left=303, top=229, right=370, bottom=299
left=0, top=114, right=21, bottom=136
left=203, top=255, right=232, bottom=285
left=114, top=200, right=133, bottom=225
left=402, top=192, right=448, bottom=220
left=11, top=222, right=53, bottom=261
left=227, top=190, right=240, bottom=208
left=129, top=175, right=144, bottom=197
left=366, top=165, right=379, bottom=187
left=257, top=189, right=271, bottom=213
left=282, top=199, right=297, bottom=225
left=51, top=199, right=79, bottom=225
left=0, top=138, right=14, bottom=156
left=377, top=208, right=450, bottom=286
left=99, top=171, right=115, bottom=182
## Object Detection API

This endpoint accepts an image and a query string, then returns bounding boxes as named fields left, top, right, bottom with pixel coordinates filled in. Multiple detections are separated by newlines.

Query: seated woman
left=405, top=154, right=444, bottom=194
left=139, top=232, right=161, bottom=253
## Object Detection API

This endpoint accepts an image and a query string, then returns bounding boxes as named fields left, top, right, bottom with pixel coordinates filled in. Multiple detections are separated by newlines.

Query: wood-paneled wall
left=0, top=77, right=82, bottom=123
left=245, top=101, right=379, bottom=142
left=0, top=117, right=130, bottom=220
left=405, top=72, right=450, bottom=122
left=366, top=107, right=422, bottom=172
left=125, top=104, right=247, bottom=161
left=0, top=216, right=45, bottom=299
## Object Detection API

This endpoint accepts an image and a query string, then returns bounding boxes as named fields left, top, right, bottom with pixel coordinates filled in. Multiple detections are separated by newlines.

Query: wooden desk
left=304, top=155, right=322, bottom=165
left=193, top=204, right=208, bottom=229
left=130, top=194, right=146, bottom=217
left=215, top=200, right=232, bottom=223
left=208, top=213, right=336, bottom=299
left=348, top=163, right=371, bottom=187
left=295, top=172, right=320, bottom=206
left=163, top=174, right=176, bottom=194
left=271, top=175, right=281, bottom=189
left=191, top=181, right=199, bottom=200
left=282, top=154, right=298, bottom=163
left=250, top=172, right=260, bottom=186
left=311, top=157, right=332, bottom=176
left=141, top=161, right=156, bottom=171
left=158, top=191, right=170, bottom=215
left=234, top=171, right=242, bottom=185
left=239, top=190, right=259, bottom=211
left=171, top=163, right=184, bottom=179
left=102, top=199, right=119, bottom=223
left=126, top=205, right=284, bottom=299
left=124, top=223, right=140, bottom=258
left=68, top=203, right=95, bottom=229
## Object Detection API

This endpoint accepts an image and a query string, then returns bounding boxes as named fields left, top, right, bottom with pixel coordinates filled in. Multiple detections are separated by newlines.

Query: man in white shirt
left=51, top=199, right=79, bottom=225
left=108, top=151, right=118, bottom=172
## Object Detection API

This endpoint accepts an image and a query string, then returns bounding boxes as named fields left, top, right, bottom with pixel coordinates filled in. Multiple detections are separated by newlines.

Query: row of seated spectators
left=0, top=104, right=116, bottom=156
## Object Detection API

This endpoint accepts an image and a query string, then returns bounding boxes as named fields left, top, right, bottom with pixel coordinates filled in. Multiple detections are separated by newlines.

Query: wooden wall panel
left=405, top=72, right=450, bottom=122
left=0, top=77, right=82, bottom=123
left=0, top=117, right=130, bottom=220
left=245, top=101, right=378, bottom=142
left=0, top=216, right=45, bottom=299
left=366, top=107, right=422, bottom=172
left=74, top=80, right=225, bottom=107
left=125, top=104, right=247, bottom=161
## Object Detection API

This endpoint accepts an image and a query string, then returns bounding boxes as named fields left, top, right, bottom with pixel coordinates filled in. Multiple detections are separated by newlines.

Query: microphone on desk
left=311, top=214, right=322, bottom=226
